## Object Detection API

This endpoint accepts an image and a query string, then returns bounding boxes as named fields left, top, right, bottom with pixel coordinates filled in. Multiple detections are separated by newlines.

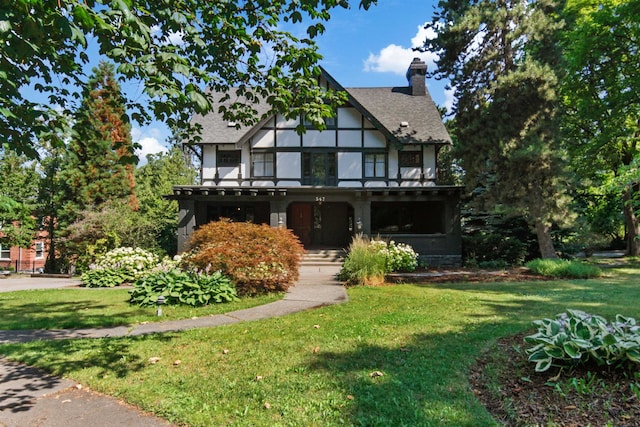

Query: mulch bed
left=386, top=267, right=552, bottom=284
left=470, top=332, right=640, bottom=426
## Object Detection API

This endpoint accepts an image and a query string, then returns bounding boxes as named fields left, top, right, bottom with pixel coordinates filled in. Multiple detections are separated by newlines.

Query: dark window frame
left=399, top=150, right=422, bottom=168
left=364, top=152, right=387, bottom=178
left=251, top=152, right=275, bottom=177
left=217, top=150, right=242, bottom=167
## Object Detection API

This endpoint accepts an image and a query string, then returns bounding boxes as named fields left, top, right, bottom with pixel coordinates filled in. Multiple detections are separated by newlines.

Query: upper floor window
left=35, top=242, right=44, bottom=259
left=303, top=113, right=337, bottom=130
left=252, top=152, right=274, bottom=177
left=364, top=153, right=386, bottom=178
left=217, top=150, right=241, bottom=167
left=303, top=152, right=336, bottom=186
left=0, top=244, right=10, bottom=260
left=399, top=151, right=422, bottom=168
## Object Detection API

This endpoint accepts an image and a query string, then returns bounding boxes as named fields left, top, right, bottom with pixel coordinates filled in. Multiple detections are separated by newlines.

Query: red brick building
left=0, top=230, right=48, bottom=273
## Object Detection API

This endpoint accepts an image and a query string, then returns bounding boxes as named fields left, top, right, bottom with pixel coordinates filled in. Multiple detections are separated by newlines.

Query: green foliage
left=81, top=247, right=159, bottom=287
left=526, top=259, right=601, bottom=278
left=463, top=214, right=538, bottom=266
left=184, top=219, right=304, bottom=295
left=425, top=0, right=569, bottom=258
left=81, top=268, right=130, bottom=288
left=339, top=235, right=419, bottom=285
left=129, top=269, right=238, bottom=307
left=134, top=146, right=197, bottom=256
left=525, top=310, right=640, bottom=372
left=368, top=239, right=418, bottom=272
left=339, top=235, right=387, bottom=286
left=1, top=0, right=376, bottom=157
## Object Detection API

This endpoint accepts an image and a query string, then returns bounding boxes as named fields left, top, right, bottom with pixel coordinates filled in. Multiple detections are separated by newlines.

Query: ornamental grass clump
left=81, top=247, right=159, bottom=287
left=339, top=235, right=419, bottom=286
left=183, top=219, right=304, bottom=295
left=524, top=310, right=640, bottom=372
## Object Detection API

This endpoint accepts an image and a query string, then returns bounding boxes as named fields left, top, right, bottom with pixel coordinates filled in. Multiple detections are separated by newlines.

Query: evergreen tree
left=60, top=60, right=138, bottom=221
left=424, top=0, right=570, bottom=258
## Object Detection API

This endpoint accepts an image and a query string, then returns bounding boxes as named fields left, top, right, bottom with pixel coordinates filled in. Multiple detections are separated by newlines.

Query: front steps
left=301, top=249, right=346, bottom=267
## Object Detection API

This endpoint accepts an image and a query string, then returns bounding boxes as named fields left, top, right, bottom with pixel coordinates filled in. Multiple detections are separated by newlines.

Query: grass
left=0, top=288, right=281, bottom=330
left=1, top=265, right=640, bottom=426
left=525, top=258, right=602, bottom=278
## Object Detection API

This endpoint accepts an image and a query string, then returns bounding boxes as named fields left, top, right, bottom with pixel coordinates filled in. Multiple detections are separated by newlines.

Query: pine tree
left=424, top=0, right=570, bottom=258
left=61, top=60, right=138, bottom=220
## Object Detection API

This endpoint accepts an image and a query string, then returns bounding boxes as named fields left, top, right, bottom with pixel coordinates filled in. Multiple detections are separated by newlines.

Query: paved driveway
left=0, top=276, right=81, bottom=292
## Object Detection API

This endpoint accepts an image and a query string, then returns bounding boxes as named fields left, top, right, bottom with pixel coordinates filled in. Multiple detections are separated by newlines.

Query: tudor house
left=171, top=58, right=462, bottom=266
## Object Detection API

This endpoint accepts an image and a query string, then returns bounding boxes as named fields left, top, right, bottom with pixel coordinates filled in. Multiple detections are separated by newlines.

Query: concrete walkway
left=0, top=265, right=346, bottom=427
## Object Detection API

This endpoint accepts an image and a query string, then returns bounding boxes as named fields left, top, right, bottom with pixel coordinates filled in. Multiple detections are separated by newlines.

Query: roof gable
left=190, top=66, right=452, bottom=146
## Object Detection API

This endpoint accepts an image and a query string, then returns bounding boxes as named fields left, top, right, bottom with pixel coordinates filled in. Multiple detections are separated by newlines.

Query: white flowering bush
left=81, top=247, right=159, bottom=287
left=369, top=239, right=418, bottom=272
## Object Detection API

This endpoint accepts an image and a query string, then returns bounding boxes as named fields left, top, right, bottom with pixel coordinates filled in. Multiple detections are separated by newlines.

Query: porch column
left=352, top=199, right=371, bottom=235
left=177, top=199, right=196, bottom=253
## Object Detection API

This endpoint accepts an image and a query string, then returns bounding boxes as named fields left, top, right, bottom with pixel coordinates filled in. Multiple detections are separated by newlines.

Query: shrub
left=81, top=247, right=160, bottom=287
left=339, top=235, right=387, bottom=286
left=183, top=219, right=304, bottom=295
left=524, top=310, right=640, bottom=372
left=129, top=268, right=238, bottom=307
left=526, top=258, right=601, bottom=278
left=370, top=239, right=418, bottom=272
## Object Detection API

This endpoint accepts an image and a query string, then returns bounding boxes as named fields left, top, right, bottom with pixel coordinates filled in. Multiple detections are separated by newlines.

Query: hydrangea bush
left=369, top=239, right=418, bottom=272
left=81, top=247, right=159, bottom=287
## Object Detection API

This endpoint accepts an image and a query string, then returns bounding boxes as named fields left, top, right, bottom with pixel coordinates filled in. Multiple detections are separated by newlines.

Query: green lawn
left=0, top=288, right=281, bottom=330
left=1, top=265, right=639, bottom=426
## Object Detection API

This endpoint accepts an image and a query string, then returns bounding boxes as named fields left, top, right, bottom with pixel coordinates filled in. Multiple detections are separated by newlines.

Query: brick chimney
left=406, top=57, right=427, bottom=96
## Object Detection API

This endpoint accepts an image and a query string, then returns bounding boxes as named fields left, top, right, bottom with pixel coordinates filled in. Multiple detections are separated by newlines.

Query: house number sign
left=315, top=196, right=326, bottom=203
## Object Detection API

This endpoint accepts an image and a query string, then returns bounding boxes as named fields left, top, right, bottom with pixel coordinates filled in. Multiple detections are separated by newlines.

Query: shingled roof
left=190, top=60, right=451, bottom=146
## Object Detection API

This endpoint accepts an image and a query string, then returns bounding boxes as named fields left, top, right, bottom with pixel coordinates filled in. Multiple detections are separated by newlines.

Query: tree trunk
left=535, top=220, right=558, bottom=259
left=623, top=189, right=640, bottom=256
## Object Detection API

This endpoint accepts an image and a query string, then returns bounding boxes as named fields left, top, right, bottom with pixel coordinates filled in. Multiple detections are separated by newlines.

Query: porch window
left=364, top=153, right=386, bottom=178
left=371, top=201, right=445, bottom=234
left=35, top=242, right=44, bottom=259
left=0, top=244, right=9, bottom=260
left=217, top=150, right=241, bottom=167
left=252, top=152, right=274, bottom=177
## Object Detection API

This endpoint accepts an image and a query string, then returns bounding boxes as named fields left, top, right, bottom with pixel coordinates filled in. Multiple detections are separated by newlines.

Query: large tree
left=61, top=61, right=138, bottom=215
left=561, top=0, right=640, bottom=255
left=424, top=0, right=570, bottom=258
left=0, top=150, right=39, bottom=249
left=1, top=0, right=375, bottom=158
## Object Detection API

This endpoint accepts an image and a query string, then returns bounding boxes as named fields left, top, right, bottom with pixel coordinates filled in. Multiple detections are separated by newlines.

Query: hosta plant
left=129, top=269, right=238, bottom=307
left=524, top=310, right=640, bottom=372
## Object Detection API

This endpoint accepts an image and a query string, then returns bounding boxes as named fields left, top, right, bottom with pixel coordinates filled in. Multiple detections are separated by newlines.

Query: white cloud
left=132, top=127, right=168, bottom=164
left=444, top=86, right=455, bottom=114
left=363, top=23, right=438, bottom=75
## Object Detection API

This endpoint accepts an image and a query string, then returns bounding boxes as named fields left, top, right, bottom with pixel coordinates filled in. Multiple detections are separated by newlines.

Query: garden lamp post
left=156, top=295, right=165, bottom=316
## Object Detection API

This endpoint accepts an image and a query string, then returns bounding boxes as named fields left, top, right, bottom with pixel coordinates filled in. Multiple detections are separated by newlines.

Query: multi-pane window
left=35, top=242, right=44, bottom=259
left=302, top=152, right=337, bottom=186
left=217, top=150, right=241, bottom=167
left=252, top=152, right=274, bottom=177
left=364, top=153, right=386, bottom=178
left=399, top=151, right=422, bottom=168
left=0, top=244, right=10, bottom=260
left=303, top=113, right=337, bottom=130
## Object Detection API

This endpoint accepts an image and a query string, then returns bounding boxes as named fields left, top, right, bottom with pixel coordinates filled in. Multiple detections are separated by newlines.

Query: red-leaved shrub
left=183, top=219, right=305, bottom=295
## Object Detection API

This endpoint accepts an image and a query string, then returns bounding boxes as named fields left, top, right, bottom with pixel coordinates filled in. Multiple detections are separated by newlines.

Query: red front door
left=288, top=203, right=312, bottom=246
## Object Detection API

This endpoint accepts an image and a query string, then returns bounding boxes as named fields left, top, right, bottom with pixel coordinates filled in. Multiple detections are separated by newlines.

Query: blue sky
left=129, top=0, right=451, bottom=160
